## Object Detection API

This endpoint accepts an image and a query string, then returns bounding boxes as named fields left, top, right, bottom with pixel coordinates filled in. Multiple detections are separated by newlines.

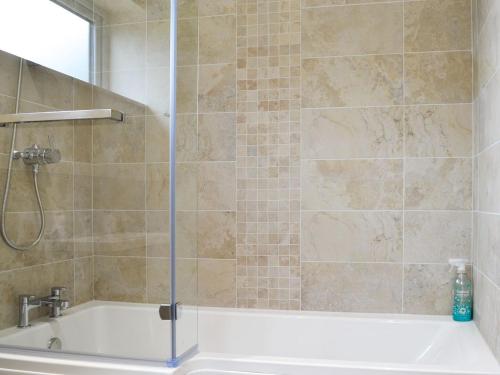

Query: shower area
left=0, top=0, right=200, bottom=365
left=0, top=0, right=499, bottom=374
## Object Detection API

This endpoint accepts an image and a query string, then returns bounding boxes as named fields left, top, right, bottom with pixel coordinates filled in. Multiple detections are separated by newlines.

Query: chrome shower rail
left=0, top=109, right=124, bottom=126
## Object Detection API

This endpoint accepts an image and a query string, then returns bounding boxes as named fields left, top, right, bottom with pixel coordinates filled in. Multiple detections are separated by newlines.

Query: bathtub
left=0, top=301, right=497, bottom=375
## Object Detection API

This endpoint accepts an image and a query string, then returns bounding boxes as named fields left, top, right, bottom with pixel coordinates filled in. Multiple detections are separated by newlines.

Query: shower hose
left=1, top=58, right=45, bottom=250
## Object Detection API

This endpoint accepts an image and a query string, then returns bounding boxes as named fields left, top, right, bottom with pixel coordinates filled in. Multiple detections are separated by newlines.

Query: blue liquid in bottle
left=452, top=269, right=472, bottom=322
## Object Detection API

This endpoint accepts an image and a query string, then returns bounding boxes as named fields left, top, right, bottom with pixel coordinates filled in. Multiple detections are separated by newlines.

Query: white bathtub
left=0, top=301, right=497, bottom=375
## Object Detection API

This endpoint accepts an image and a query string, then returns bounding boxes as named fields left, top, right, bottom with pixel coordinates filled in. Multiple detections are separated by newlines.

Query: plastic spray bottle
left=448, top=258, right=472, bottom=322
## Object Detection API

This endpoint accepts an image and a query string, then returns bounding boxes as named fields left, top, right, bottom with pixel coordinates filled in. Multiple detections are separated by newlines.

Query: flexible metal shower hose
left=1, top=59, right=45, bottom=250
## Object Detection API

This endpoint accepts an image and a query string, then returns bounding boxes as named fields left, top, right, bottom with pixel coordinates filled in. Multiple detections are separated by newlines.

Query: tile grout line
left=401, top=0, right=406, bottom=314
left=144, top=0, right=149, bottom=304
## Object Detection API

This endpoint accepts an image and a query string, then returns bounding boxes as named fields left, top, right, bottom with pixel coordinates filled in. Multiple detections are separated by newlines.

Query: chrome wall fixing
left=13, top=144, right=61, bottom=167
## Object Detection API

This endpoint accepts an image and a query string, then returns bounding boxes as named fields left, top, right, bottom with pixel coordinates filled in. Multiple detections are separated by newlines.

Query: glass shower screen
left=0, top=0, right=198, bottom=368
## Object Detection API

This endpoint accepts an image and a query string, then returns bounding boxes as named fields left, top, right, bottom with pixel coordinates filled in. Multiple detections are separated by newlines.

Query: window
left=0, top=0, right=92, bottom=82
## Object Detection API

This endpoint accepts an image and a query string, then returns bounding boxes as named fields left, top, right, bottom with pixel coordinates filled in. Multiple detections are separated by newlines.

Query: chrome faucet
left=18, top=287, right=69, bottom=328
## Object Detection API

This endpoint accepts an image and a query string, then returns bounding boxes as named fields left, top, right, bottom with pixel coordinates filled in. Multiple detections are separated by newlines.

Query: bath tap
left=18, top=287, right=69, bottom=328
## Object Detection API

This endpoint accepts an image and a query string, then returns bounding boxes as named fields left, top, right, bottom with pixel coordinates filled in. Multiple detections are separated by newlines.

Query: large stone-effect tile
left=301, top=262, right=402, bottom=313
left=405, top=52, right=472, bottom=104
left=94, top=257, right=146, bottom=302
left=302, top=159, right=403, bottom=210
left=301, top=107, right=403, bottom=159
left=404, top=0, right=471, bottom=52
left=405, top=158, right=472, bottom=210
left=302, top=211, right=403, bottom=262
left=302, top=3, right=402, bottom=57
left=302, top=55, right=403, bottom=108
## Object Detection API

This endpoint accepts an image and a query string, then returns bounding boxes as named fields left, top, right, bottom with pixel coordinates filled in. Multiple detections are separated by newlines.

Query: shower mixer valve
left=13, top=144, right=61, bottom=169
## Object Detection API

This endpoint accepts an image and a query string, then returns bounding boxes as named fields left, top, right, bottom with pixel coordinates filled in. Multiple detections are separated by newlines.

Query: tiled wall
left=299, top=0, right=472, bottom=314
left=90, top=0, right=199, bottom=305
left=0, top=50, right=94, bottom=329
left=92, top=0, right=473, bottom=314
left=473, top=0, right=500, bottom=362
left=0, top=0, right=475, bottom=330
left=235, top=0, right=301, bottom=309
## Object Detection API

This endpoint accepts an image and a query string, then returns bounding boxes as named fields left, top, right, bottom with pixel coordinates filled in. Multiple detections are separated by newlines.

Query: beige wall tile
left=179, top=18, right=199, bottom=66
left=301, top=107, right=403, bottom=159
left=477, top=0, right=495, bottom=33
left=475, top=213, right=500, bottom=286
left=146, top=211, right=197, bottom=258
left=199, top=15, right=236, bottom=64
left=301, top=159, right=403, bottom=210
left=75, top=211, right=93, bottom=258
left=75, top=257, right=93, bottom=305
left=302, top=55, right=403, bottom=108
left=146, top=0, right=169, bottom=21
left=147, top=20, right=169, bottom=68
left=93, top=164, right=145, bottom=210
left=302, top=3, right=402, bottom=57
left=346, top=0, right=400, bottom=3
left=93, top=211, right=146, bottom=256
left=146, top=163, right=169, bottom=210
left=100, top=23, right=146, bottom=72
left=302, top=211, right=403, bottom=262
left=198, top=259, right=236, bottom=307
left=477, top=143, right=500, bottom=213
left=146, top=67, right=169, bottom=116
left=7, top=162, right=73, bottom=212
left=405, top=104, right=472, bottom=157
left=198, top=0, right=235, bottom=16
left=404, top=0, right=471, bottom=52
left=177, top=66, right=198, bottom=114
left=94, top=256, right=146, bottom=302
left=478, top=73, right=500, bottom=151
left=16, top=121, right=74, bottom=162
left=147, top=258, right=197, bottom=304
left=177, top=162, right=199, bottom=211
left=198, top=113, right=236, bottom=161
left=93, top=116, right=145, bottom=163
left=146, top=257, right=169, bottom=303
left=146, top=115, right=170, bottom=163
left=97, top=69, right=146, bottom=104
left=94, top=0, right=146, bottom=25
left=198, top=63, right=236, bottom=112
left=302, top=0, right=344, bottom=7
left=198, top=211, right=236, bottom=259
left=474, top=271, right=500, bottom=355
left=301, top=262, right=402, bottom=313
left=74, top=121, right=92, bottom=163
left=145, top=114, right=198, bottom=163
left=403, top=264, right=453, bottom=315
left=404, top=52, right=472, bottom=104
left=74, top=162, right=92, bottom=210
left=74, top=80, right=92, bottom=110
left=405, top=158, right=472, bottom=210
left=198, top=162, right=236, bottom=210
left=177, top=114, right=199, bottom=161
left=0, top=50, right=21, bottom=97
left=93, top=86, right=146, bottom=117
left=405, top=211, right=472, bottom=263
left=0, top=212, right=73, bottom=272
left=476, top=1, right=500, bottom=90
left=21, top=63, right=73, bottom=110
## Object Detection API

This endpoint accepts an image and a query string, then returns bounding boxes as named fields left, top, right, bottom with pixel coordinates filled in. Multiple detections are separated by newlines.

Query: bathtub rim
left=0, top=301, right=498, bottom=375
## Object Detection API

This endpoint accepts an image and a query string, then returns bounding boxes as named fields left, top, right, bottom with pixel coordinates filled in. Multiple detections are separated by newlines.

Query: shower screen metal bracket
left=159, top=302, right=180, bottom=321
left=0, top=109, right=124, bottom=126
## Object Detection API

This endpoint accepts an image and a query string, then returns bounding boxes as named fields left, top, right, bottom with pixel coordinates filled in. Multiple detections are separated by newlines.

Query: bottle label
left=453, top=293, right=472, bottom=321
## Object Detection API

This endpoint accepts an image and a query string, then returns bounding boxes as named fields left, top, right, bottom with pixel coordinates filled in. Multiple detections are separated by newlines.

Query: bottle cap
left=449, top=258, right=468, bottom=273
